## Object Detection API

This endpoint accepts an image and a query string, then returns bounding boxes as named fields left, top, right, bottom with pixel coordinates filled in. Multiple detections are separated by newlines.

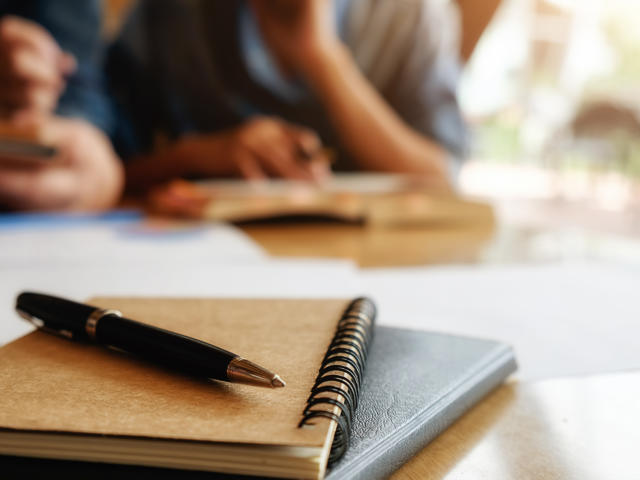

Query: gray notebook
left=327, top=326, right=517, bottom=480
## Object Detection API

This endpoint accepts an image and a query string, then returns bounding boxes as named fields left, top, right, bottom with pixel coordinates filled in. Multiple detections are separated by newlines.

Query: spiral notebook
left=0, top=297, right=376, bottom=480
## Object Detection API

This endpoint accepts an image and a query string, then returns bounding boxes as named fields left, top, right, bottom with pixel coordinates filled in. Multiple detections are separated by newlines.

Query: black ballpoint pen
left=15, top=292, right=286, bottom=388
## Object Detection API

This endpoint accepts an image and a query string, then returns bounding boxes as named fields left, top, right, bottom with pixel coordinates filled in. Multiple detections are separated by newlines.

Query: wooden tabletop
left=392, top=371, right=640, bottom=480
left=241, top=220, right=496, bottom=267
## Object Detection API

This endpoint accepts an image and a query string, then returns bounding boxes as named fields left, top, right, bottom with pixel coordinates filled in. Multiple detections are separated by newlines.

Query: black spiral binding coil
left=298, top=297, right=376, bottom=466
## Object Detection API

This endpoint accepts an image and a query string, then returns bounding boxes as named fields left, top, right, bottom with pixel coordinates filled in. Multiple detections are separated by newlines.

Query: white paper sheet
left=360, top=261, right=640, bottom=381
left=0, top=217, right=266, bottom=268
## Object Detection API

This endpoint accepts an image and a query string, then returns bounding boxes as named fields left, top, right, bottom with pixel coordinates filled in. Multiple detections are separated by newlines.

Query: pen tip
left=227, top=357, right=286, bottom=388
left=271, top=375, right=286, bottom=388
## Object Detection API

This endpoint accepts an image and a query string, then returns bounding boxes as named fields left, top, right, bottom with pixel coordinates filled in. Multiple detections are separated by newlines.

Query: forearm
left=124, top=145, right=191, bottom=194
left=302, top=44, right=450, bottom=179
left=456, top=0, right=501, bottom=62
left=125, top=133, right=232, bottom=192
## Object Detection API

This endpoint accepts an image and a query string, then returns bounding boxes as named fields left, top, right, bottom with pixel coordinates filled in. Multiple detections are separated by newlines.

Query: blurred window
left=460, top=0, right=640, bottom=210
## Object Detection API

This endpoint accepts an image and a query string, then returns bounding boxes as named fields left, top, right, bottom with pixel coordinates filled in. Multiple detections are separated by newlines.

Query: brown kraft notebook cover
left=0, top=297, right=372, bottom=479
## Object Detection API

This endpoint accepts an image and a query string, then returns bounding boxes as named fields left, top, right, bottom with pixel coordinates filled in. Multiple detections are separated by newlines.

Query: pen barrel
left=17, top=292, right=96, bottom=338
left=95, top=315, right=233, bottom=380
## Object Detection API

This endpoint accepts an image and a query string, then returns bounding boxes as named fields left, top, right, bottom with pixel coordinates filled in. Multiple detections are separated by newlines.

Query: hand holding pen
left=169, top=117, right=331, bottom=182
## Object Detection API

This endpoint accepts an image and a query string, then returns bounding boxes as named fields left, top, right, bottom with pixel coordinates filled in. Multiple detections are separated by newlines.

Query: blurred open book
left=149, top=173, right=494, bottom=227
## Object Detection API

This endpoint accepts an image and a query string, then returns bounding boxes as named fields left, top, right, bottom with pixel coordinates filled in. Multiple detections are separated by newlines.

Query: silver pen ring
left=85, top=308, right=122, bottom=340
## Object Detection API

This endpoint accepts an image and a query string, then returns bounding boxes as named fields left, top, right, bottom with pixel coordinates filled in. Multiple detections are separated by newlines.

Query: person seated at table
left=109, top=0, right=468, bottom=190
left=0, top=8, right=123, bottom=211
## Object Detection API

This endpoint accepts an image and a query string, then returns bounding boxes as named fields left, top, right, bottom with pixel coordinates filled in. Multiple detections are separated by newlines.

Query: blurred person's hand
left=0, top=15, right=76, bottom=115
left=125, top=116, right=331, bottom=191
left=249, top=0, right=339, bottom=76
left=203, top=116, right=330, bottom=181
left=0, top=116, right=124, bottom=211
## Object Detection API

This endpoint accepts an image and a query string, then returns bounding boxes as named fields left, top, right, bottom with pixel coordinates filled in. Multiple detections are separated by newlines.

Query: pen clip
left=16, top=308, right=74, bottom=339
